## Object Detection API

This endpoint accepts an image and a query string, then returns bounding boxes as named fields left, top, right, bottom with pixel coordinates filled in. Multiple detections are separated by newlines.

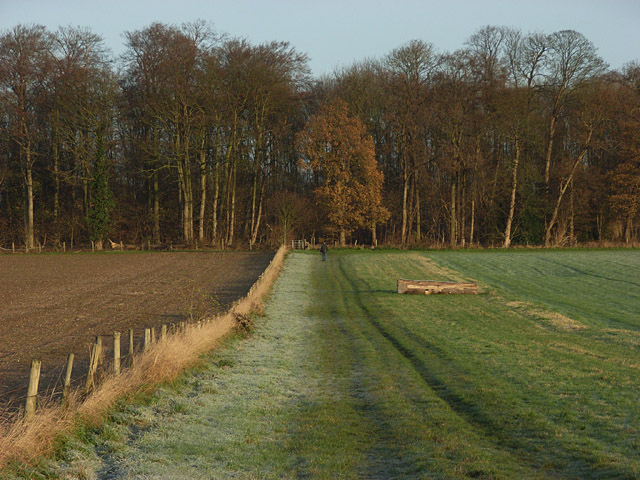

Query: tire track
left=335, top=255, right=633, bottom=479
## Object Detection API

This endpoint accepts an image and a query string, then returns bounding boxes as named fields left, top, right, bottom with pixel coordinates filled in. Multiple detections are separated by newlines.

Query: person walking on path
left=320, top=242, right=328, bottom=261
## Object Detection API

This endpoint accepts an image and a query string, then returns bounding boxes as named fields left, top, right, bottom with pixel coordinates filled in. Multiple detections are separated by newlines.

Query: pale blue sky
left=1, top=0, right=638, bottom=76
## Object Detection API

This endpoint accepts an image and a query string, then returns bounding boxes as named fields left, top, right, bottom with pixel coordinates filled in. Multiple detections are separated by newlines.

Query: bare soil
left=0, top=251, right=274, bottom=411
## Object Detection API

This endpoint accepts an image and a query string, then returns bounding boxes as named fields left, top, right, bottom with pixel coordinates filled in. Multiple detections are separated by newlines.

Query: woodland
left=0, top=22, right=639, bottom=250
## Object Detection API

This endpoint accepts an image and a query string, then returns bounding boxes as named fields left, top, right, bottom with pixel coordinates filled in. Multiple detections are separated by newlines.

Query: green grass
left=427, top=249, right=640, bottom=330
left=32, top=249, right=640, bottom=479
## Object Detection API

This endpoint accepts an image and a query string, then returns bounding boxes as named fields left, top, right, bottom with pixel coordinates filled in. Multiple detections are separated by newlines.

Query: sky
left=1, top=0, right=639, bottom=76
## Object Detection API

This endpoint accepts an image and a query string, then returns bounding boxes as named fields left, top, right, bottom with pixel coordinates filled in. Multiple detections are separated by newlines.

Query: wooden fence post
left=151, top=327, right=156, bottom=344
left=63, top=241, right=66, bottom=253
left=63, top=353, right=74, bottom=401
left=25, top=359, right=41, bottom=421
left=128, top=328, right=134, bottom=365
left=113, top=332, right=121, bottom=376
left=144, top=328, right=151, bottom=351
left=161, top=324, right=167, bottom=342
left=85, top=336, right=102, bottom=394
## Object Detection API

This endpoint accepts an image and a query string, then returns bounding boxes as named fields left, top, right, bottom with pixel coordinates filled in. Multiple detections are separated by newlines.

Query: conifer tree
left=87, top=128, right=115, bottom=250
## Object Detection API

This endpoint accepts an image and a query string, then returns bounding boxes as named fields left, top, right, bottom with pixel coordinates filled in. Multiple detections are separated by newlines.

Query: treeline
left=0, top=22, right=638, bottom=249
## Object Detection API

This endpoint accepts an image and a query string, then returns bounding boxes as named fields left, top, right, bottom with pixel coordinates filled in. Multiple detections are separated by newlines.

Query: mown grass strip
left=427, top=249, right=640, bottom=330
left=326, top=250, right=639, bottom=478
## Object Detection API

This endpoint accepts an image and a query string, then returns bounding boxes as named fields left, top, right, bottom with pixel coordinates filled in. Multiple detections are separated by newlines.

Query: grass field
left=31, top=249, right=640, bottom=479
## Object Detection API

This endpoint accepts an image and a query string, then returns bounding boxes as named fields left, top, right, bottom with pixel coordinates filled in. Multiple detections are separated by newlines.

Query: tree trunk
left=212, top=157, right=219, bottom=243
left=470, top=199, right=475, bottom=246
left=178, top=180, right=183, bottom=237
left=152, top=127, right=160, bottom=244
left=401, top=158, right=409, bottom=244
left=52, top=115, right=60, bottom=244
left=176, top=127, right=194, bottom=246
left=503, top=138, right=521, bottom=248
left=450, top=175, right=457, bottom=248
left=228, top=161, right=236, bottom=246
left=397, top=278, right=478, bottom=295
left=183, top=187, right=192, bottom=245
left=53, top=140, right=60, bottom=243
left=222, top=119, right=238, bottom=248
left=339, top=229, right=346, bottom=246
left=224, top=161, right=231, bottom=247
left=545, top=144, right=589, bottom=247
left=249, top=171, right=258, bottom=248
left=544, top=114, right=557, bottom=186
left=199, top=143, right=207, bottom=244
left=569, top=177, right=575, bottom=246
left=460, top=171, right=466, bottom=248
left=250, top=181, right=265, bottom=249
left=415, top=178, right=421, bottom=242
left=81, top=132, right=89, bottom=218
left=185, top=139, right=194, bottom=245
left=24, top=160, right=35, bottom=251
left=153, top=171, right=160, bottom=243
left=249, top=127, right=264, bottom=248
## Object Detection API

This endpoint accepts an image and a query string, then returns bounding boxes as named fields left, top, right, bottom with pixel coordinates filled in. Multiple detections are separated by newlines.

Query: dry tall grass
left=0, top=246, right=288, bottom=470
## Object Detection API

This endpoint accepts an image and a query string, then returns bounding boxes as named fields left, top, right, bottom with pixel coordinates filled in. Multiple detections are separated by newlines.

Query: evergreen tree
left=87, top=129, right=115, bottom=250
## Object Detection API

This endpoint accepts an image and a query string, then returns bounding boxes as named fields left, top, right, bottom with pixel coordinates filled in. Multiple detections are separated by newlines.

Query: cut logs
left=397, top=278, right=478, bottom=295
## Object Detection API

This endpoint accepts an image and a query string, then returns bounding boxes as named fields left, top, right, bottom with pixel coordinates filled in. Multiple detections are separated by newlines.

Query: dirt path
left=0, top=251, right=274, bottom=409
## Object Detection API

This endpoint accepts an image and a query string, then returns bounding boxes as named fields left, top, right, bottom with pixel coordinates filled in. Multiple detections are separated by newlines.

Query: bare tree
left=0, top=24, right=53, bottom=250
left=243, top=41, right=309, bottom=248
left=541, top=30, right=607, bottom=186
left=384, top=39, right=437, bottom=244
left=123, top=21, right=216, bottom=246
left=50, top=26, right=113, bottom=244
left=544, top=80, right=611, bottom=246
left=500, top=29, right=547, bottom=247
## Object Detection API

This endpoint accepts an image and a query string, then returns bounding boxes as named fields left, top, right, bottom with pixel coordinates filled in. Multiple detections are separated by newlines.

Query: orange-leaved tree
left=297, top=99, right=388, bottom=245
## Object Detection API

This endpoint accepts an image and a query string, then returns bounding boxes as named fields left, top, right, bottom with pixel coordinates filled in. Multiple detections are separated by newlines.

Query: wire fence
left=0, top=246, right=283, bottom=423
left=0, top=322, right=190, bottom=419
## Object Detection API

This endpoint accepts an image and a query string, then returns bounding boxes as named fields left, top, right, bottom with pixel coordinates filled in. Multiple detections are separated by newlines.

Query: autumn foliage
left=297, top=100, right=388, bottom=245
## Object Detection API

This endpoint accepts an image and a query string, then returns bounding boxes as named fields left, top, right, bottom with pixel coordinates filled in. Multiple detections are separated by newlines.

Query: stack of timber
left=397, top=278, right=478, bottom=295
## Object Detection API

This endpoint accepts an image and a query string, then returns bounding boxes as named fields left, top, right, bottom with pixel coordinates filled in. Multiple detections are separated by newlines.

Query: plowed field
left=0, top=251, right=274, bottom=411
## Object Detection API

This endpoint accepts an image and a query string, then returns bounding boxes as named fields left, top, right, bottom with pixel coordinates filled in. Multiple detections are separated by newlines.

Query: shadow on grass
left=335, top=260, right=632, bottom=479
